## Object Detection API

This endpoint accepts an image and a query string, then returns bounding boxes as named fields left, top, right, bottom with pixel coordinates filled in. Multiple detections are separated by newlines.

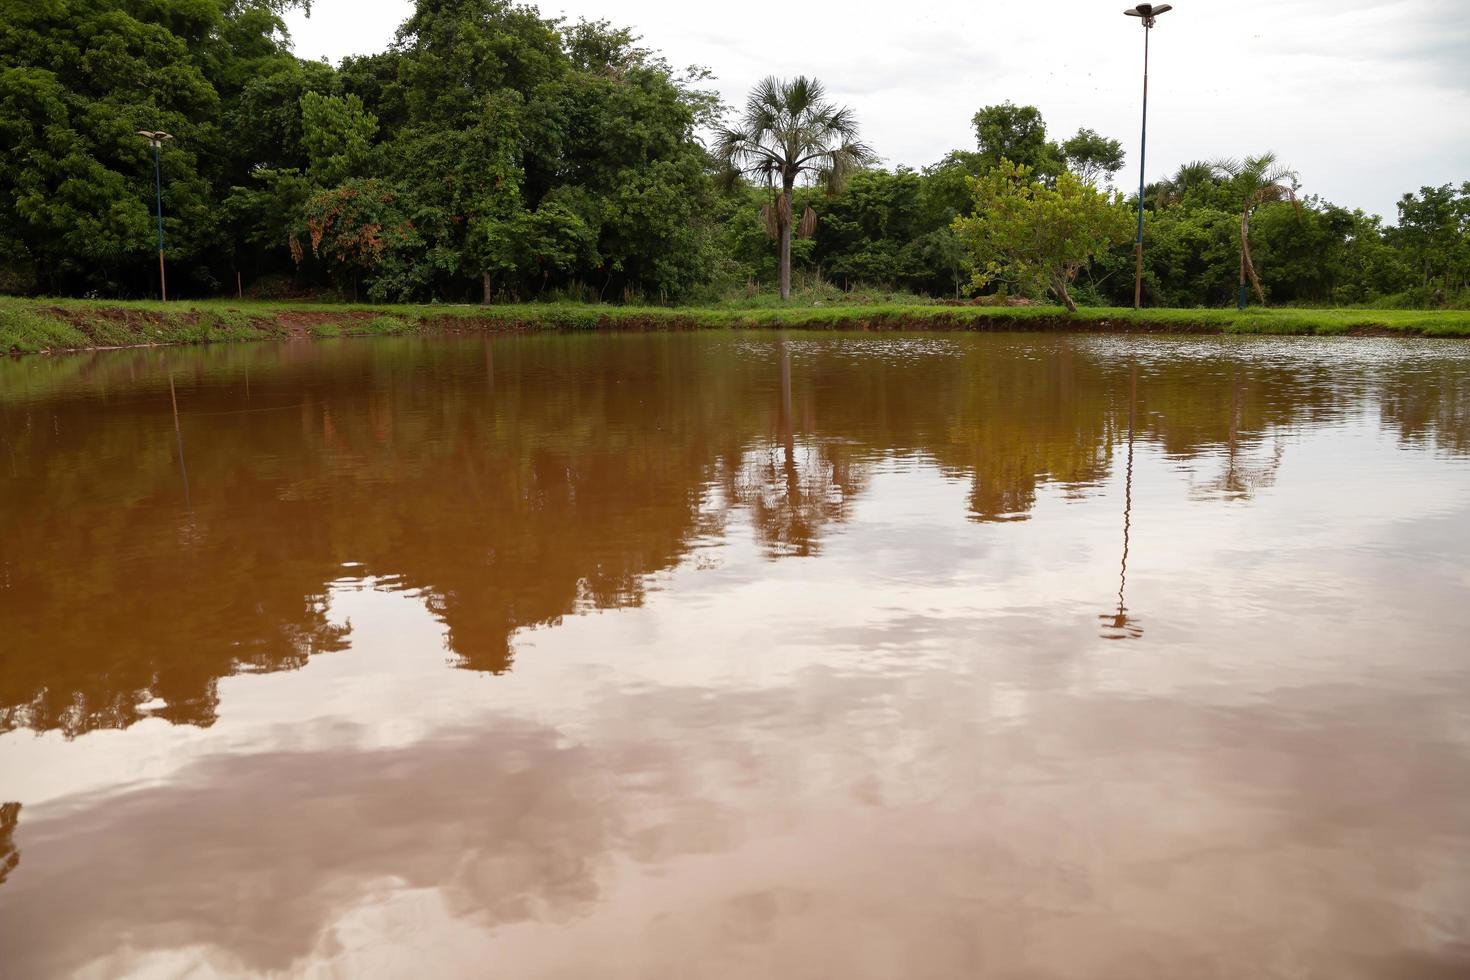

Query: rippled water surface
left=3, top=332, right=1470, bottom=978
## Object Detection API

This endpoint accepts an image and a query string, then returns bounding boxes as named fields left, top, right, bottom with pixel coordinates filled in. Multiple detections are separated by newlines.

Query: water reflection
left=168, top=372, right=192, bottom=512
left=5, top=645, right=1470, bottom=977
left=0, top=802, right=18, bottom=887
left=730, top=336, right=861, bottom=557
left=1, top=725, right=624, bottom=975
left=2, top=333, right=1470, bottom=976
left=2, top=335, right=1469, bottom=736
left=1100, top=363, right=1143, bottom=640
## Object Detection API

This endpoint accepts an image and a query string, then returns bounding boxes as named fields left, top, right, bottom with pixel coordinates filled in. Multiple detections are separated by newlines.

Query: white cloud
left=283, top=0, right=1470, bottom=220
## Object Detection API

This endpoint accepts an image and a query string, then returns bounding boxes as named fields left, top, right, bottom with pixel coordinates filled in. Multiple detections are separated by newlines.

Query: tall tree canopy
left=973, top=102, right=1060, bottom=179
left=715, top=76, right=876, bottom=300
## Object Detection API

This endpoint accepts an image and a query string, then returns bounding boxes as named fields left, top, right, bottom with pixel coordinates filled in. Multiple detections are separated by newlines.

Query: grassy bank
left=4, top=296, right=1470, bottom=354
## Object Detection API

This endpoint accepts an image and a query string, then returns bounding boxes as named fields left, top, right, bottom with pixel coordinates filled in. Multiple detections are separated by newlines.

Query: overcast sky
left=283, top=0, right=1470, bottom=222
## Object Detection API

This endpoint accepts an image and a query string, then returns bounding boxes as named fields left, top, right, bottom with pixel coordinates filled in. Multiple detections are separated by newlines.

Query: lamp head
left=1125, top=3, right=1171, bottom=26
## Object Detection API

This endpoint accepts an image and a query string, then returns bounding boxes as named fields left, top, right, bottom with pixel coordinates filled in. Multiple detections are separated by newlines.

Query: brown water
left=2, top=332, right=1470, bottom=979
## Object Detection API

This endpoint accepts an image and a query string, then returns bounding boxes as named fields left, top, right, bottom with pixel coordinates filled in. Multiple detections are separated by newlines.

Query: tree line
left=1, top=0, right=1466, bottom=308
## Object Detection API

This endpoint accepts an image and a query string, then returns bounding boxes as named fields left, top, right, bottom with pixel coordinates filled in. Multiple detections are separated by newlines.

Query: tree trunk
left=778, top=180, right=794, bottom=302
left=1241, top=208, right=1266, bottom=305
left=1239, top=209, right=1249, bottom=298
left=1051, top=275, right=1078, bottom=314
left=482, top=270, right=492, bottom=305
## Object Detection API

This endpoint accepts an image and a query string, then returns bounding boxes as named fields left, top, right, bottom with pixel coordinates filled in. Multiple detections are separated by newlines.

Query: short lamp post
left=138, top=130, right=174, bottom=301
left=1124, top=4, right=1172, bottom=309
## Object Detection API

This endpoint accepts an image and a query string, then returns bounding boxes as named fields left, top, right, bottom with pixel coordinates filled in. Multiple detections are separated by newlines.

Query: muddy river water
left=2, top=331, right=1469, bottom=978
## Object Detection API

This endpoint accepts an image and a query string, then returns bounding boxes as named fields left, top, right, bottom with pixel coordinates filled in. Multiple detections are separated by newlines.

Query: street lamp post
left=1124, top=4, right=1171, bottom=310
left=137, top=130, right=174, bottom=300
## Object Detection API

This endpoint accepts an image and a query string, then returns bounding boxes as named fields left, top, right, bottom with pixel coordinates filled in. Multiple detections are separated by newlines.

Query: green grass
left=3, top=295, right=1469, bottom=354
left=0, top=303, right=89, bottom=350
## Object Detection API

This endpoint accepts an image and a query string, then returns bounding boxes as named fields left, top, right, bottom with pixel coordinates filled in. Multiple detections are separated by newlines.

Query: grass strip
left=4, top=296, right=1469, bottom=354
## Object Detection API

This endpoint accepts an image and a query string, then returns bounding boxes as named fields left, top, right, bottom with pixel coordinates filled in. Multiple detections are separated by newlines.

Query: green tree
left=920, top=151, right=985, bottom=224
left=1391, top=183, right=1470, bottom=301
left=1061, top=128, right=1125, bottom=187
left=1330, top=207, right=1412, bottom=304
left=383, top=94, right=527, bottom=302
left=368, top=0, right=560, bottom=300
left=913, top=154, right=990, bottom=297
left=954, top=161, right=1134, bottom=312
left=536, top=22, right=720, bottom=301
left=299, top=92, right=378, bottom=186
left=813, top=169, right=927, bottom=290
left=1213, top=153, right=1300, bottom=305
left=391, top=0, right=563, bottom=126
left=226, top=57, right=336, bottom=177
left=522, top=194, right=596, bottom=293
left=352, top=7, right=716, bottom=302
left=300, top=178, right=417, bottom=301
left=715, top=76, right=876, bottom=301
left=1138, top=203, right=1238, bottom=306
left=1150, top=160, right=1218, bottom=210
left=971, top=103, right=1061, bottom=180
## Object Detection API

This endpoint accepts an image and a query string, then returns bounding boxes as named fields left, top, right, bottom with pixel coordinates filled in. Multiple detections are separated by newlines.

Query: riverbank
left=3, top=296, right=1469, bottom=353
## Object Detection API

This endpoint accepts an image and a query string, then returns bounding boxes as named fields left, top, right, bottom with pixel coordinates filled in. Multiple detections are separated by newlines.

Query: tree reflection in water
left=727, top=336, right=861, bottom=557
left=1195, top=368, right=1286, bottom=501
left=2, top=334, right=1468, bottom=735
left=0, top=803, right=19, bottom=888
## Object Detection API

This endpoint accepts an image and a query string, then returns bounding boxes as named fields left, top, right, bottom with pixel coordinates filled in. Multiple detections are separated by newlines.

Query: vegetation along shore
left=3, top=1, right=1467, bottom=320
left=4, top=297, right=1469, bottom=355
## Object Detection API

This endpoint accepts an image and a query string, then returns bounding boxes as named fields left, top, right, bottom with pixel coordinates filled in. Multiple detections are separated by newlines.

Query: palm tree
left=1213, top=153, right=1300, bottom=306
left=715, top=76, right=876, bottom=301
left=1151, top=160, right=1215, bottom=210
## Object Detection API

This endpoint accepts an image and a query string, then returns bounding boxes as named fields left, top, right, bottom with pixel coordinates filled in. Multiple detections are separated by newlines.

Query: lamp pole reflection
left=169, top=371, right=192, bottom=512
left=1101, top=362, right=1143, bottom=639
left=486, top=338, right=495, bottom=397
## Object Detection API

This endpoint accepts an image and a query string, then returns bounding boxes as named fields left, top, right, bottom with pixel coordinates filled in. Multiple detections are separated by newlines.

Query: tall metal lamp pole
left=1124, top=4, right=1171, bottom=309
left=138, top=130, right=174, bottom=300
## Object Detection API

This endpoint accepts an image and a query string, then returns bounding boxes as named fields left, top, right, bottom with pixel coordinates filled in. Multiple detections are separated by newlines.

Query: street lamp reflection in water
left=1100, top=363, right=1143, bottom=640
